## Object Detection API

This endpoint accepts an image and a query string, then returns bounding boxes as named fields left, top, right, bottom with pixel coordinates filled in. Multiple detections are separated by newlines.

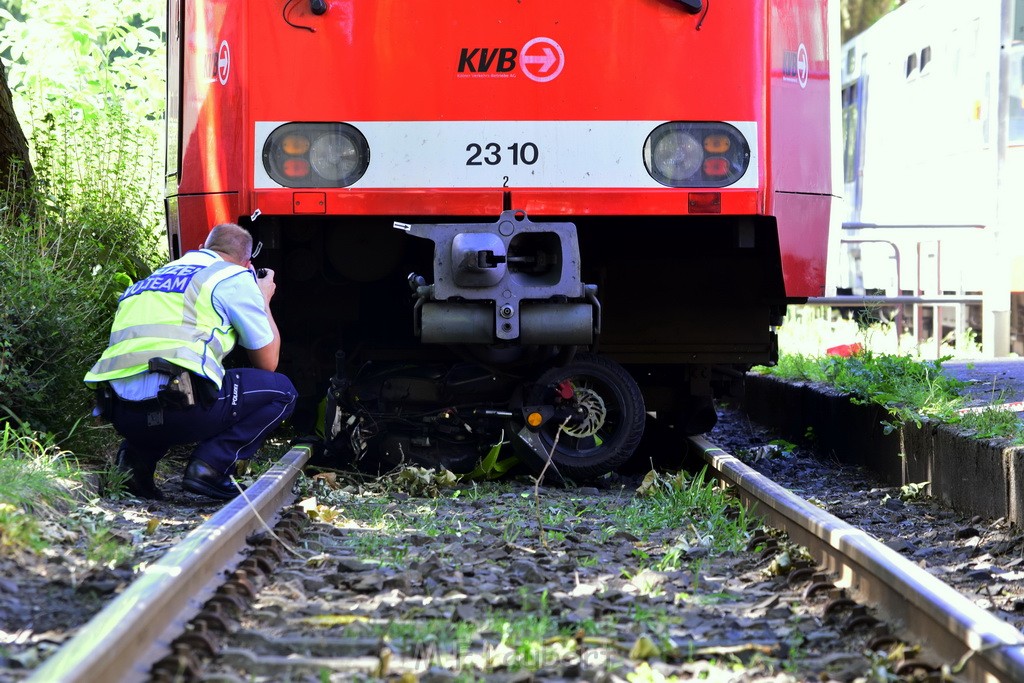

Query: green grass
left=0, top=423, right=82, bottom=552
left=83, top=526, right=135, bottom=569
left=0, top=423, right=168, bottom=568
left=958, top=406, right=1024, bottom=445
left=615, top=468, right=752, bottom=558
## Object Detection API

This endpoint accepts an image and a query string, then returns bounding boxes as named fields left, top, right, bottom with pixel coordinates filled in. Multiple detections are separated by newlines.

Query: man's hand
left=255, top=267, right=277, bottom=303
left=247, top=267, right=282, bottom=372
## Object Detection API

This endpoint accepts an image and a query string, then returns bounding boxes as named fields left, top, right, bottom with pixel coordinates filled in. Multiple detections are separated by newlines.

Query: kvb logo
left=458, top=47, right=518, bottom=74
left=457, top=37, right=564, bottom=82
left=520, top=37, right=564, bottom=82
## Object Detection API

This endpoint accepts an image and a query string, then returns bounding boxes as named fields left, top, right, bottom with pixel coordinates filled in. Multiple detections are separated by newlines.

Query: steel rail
left=690, top=435, right=1024, bottom=683
left=28, top=445, right=312, bottom=683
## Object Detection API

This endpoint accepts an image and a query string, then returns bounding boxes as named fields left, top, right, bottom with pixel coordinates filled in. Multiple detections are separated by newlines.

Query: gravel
left=196, top=473, right=889, bottom=682
left=2, top=407, right=1023, bottom=681
left=712, top=405, right=1024, bottom=634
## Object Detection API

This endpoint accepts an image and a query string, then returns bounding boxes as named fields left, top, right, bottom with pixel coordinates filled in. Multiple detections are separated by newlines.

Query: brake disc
left=560, top=385, right=607, bottom=438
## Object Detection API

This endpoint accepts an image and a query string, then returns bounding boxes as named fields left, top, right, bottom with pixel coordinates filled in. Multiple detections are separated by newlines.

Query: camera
left=257, top=268, right=268, bottom=279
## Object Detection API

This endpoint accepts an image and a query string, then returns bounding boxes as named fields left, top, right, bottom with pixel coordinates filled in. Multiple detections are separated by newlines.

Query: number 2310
left=466, top=142, right=539, bottom=166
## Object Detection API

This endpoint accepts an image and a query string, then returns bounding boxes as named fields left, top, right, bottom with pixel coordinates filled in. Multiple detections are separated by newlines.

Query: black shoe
left=182, top=459, right=243, bottom=500
left=114, top=443, right=165, bottom=501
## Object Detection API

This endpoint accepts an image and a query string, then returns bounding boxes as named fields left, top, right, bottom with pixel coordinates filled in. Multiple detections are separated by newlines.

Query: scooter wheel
left=520, top=353, right=645, bottom=482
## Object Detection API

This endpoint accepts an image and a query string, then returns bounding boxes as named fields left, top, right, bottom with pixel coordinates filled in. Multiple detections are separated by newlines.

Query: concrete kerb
left=742, top=373, right=1024, bottom=526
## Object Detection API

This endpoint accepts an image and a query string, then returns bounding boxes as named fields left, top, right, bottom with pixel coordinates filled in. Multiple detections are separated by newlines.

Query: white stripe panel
left=254, top=120, right=759, bottom=190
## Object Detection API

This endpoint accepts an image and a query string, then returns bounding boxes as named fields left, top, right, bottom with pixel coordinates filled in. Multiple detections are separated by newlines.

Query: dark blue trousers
left=110, top=368, right=297, bottom=475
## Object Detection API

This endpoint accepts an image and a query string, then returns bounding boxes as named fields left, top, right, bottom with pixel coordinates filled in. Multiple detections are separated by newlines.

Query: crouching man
left=85, top=223, right=296, bottom=501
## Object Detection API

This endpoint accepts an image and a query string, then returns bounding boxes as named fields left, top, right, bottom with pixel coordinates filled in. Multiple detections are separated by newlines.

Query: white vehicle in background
left=839, top=0, right=1024, bottom=353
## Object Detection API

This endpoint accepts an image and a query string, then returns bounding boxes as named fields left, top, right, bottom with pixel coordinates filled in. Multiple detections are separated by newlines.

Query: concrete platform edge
left=742, top=373, right=1024, bottom=526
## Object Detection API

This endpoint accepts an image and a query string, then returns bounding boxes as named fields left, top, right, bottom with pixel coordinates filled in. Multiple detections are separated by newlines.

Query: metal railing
left=815, top=223, right=987, bottom=356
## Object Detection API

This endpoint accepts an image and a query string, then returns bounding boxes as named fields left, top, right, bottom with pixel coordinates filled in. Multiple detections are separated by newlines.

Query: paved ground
left=941, top=359, right=1024, bottom=410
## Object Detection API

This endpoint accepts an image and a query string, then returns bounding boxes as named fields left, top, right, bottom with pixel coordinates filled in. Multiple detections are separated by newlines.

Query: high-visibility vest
left=84, top=250, right=246, bottom=389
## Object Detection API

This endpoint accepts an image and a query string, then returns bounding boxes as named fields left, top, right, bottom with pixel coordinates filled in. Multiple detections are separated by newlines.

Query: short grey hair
left=204, top=223, right=253, bottom=262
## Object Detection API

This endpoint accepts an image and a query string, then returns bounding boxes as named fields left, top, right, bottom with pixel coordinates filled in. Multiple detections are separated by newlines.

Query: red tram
left=165, top=0, right=838, bottom=479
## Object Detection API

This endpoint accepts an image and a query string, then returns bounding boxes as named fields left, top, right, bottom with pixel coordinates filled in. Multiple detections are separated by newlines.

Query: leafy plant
left=0, top=502, right=44, bottom=553
left=625, top=468, right=751, bottom=562
left=898, top=481, right=930, bottom=501
left=84, top=526, right=134, bottom=569
left=957, top=406, right=1024, bottom=444
left=0, top=169, right=160, bottom=437
left=754, top=353, right=829, bottom=383
left=773, top=304, right=982, bottom=361
left=0, top=1, right=165, bottom=446
left=0, top=1, right=165, bottom=137
left=769, top=438, right=797, bottom=455
left=97, top=458, right=133, bottom=500
left=391, top=465, right=459, bottom=497
left=0, top=423, right=82, bottom=553
left=759, top=349, right=969, bottom=434
left=462, top=435, right=520, bottom=481
left=824, top=351, right=967, bottom=427
left=762, top=343, right=1024, bottom=443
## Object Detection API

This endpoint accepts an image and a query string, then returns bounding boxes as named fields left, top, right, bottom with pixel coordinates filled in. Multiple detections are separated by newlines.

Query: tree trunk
left=0, top=59, right=32, bottom=188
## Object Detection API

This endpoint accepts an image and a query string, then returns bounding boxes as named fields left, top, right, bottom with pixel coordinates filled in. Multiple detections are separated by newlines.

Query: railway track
left=25, top=436, right=1024, bottom=682
left=691, top=435, right=1024, bottom=682
left=26, top=447, right=312, bottom=683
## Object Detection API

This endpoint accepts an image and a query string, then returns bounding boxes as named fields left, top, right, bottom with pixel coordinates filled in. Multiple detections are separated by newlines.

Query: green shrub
left=0, top=103, right=162, bottom=439
left=757, top=350, right=968, bottom=432
left=821, top=351, right=967, bottom=427
left=762, top=350, right=1024, bottom=443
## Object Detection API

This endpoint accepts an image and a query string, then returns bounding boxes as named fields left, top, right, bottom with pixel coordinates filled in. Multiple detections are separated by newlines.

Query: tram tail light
left=263, top=122, right=370, bottom=188
left=703, top=157, right=730, bottom=178
left=282, top=158, right=311, bottom=179
left=281, top=134, right=311, bottom=156
left=643, top=122, right=750, bottom=187
left=703, top=134, right=732, bottom=154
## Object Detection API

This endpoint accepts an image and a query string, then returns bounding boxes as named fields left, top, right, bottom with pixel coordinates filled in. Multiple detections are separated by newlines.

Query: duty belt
left=113, top=395, right=164, bottom=412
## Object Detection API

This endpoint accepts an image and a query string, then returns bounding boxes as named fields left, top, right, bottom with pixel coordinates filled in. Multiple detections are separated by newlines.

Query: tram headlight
left=310, top=131, right=365, bottom=182
left=643, top=122, right=750, bottom=187
left=647, top=128, right=703, bottom=182
left=263, top=122, right=369, bottom=188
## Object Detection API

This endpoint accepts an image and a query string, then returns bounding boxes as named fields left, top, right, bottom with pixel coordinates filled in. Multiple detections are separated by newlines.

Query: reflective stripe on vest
left=84, top=251, right=244, bottom=389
